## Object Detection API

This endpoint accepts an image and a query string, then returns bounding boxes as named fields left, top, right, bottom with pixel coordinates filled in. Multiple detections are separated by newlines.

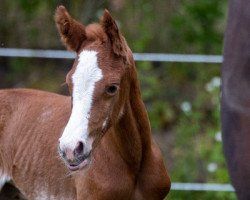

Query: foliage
left=0, top=0, right=234, bottom=199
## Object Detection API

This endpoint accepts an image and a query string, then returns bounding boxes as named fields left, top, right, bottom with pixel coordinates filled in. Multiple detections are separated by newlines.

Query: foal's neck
left=113, top=67, right=152, bottom=173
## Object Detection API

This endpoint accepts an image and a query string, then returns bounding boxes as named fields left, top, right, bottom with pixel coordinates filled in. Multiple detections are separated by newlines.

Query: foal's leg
left=0, top=175, right=10, bottom=190
left=0, top=182, right=27, bottom=200
left=0, top=148, right=11, bottom=191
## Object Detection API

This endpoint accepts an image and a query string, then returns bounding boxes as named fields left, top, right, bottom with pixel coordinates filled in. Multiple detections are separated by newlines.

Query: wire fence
left=171, top=183, right=234, bottom=192
left=0, top=48, right=223, bottom=63
left=0, top=48, right=232, bottom=192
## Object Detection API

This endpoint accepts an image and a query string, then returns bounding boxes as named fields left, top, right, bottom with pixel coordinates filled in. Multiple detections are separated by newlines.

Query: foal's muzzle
left=58, top=141, right=91, bottom=171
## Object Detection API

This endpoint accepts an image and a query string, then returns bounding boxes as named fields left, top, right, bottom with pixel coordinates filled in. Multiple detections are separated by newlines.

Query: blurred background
left=0, top=0, right=235, bottom=199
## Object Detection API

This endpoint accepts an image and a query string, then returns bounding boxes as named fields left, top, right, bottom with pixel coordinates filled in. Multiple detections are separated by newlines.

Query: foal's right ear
left=54, top=5, right=86, bottom=52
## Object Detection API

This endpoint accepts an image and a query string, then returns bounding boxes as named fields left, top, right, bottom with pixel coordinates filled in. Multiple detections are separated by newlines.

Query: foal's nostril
left=74, top=141, right=84, bottom=156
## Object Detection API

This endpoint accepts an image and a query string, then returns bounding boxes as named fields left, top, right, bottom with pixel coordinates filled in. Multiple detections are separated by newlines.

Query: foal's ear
left=54, top=5, right=86, bottom=52
left=101, top=10, right=128, bottom=58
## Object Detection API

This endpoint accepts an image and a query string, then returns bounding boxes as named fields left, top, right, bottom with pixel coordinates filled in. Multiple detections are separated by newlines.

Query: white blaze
left=59, top=50, right=102, bottom=153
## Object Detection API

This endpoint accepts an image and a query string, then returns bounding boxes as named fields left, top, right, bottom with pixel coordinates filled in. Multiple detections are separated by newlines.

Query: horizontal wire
left=171, top=182, right=234, bottom=192
left=0, top=48, right=223, bottom=63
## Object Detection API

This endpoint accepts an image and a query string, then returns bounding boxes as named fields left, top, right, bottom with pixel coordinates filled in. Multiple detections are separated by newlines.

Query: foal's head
left=55, top=6, right=133, bottom=171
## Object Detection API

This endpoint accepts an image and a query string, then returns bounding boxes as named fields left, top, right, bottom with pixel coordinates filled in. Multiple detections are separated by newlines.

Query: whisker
left=61, top=81, right=67, bottom=87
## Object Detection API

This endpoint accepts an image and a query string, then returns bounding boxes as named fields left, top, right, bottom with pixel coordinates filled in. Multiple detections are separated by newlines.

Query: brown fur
left=0, top=6, right=170, bottom=199
left=101, top=10, right=129, bottom=60
left=55, top=6, right=86, bottom=52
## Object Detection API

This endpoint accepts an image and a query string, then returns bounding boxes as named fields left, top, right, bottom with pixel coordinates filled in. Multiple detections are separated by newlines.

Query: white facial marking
left=59, top=50, right=103, bottom=153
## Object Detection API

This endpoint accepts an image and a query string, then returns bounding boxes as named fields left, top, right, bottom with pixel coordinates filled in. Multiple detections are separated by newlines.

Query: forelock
left=85, top=23, right=107, bottom=42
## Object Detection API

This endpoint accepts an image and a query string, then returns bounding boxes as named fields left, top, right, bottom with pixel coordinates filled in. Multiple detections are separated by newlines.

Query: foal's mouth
left=67, top=157, right=91, bottom=171
left=59, top=148, right=92, bottom=171
left=67, top=151, right=92, bottom=171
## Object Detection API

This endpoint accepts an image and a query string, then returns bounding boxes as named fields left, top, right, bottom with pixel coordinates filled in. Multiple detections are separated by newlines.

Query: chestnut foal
left=0, top=6, right=170, bottom=200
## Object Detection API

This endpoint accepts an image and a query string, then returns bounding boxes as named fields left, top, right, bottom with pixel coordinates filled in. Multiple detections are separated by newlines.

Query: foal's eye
left=106, top=84, right=118, bottom=95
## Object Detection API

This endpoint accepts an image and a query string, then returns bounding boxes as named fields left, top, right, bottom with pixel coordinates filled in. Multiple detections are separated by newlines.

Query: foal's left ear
left=55, top=5, right=86, bottom=52
left=101, top=10, right=128, bottom=58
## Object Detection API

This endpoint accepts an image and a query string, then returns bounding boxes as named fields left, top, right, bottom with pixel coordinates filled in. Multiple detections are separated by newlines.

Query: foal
left=0, top=6, right=170, bottom=199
